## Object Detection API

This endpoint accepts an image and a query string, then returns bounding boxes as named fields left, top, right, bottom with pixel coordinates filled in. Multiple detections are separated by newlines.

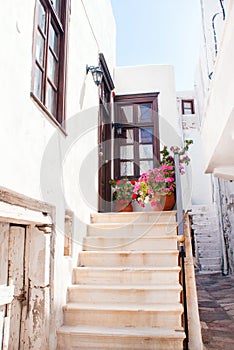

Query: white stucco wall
left=200, top=1, right=234, bottom=177
left=114, top=65, right=182, bottom=148
left=0, top=0, right=116, bottom=346
left=176, top=91, right=213, bottom=205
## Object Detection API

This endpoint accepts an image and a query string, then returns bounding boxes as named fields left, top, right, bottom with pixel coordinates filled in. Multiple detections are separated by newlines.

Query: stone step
left=90, top=211, right=177, bottom=224
left=199, top=257, right=222, bottom=266
left=63, top=303, right=183, bottom=328
left=196, top=236, right=220, bottom=247
left=83, top=236, right=178, bottom=251
left=193, top=229, right=219, bottom=237
left=199, top=249, right=221, bottom=258
left=87, top=223, right=177, bottom=237
left=197, top=242, right=219, bottom=250
left=200, top=264, right=222, bottom=272
left=72, top=266, right=180, bottom=285
left=57, top=325, right=185, bottom=350
left=78, top=250, right=179, bottom=267
left=67, top=284, right=182, bottom=304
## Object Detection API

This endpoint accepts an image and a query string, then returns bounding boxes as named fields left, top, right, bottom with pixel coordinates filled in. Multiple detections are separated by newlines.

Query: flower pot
left=114, top=200, right=133, bottom=212
left=150, top=193, right=175, bottom=211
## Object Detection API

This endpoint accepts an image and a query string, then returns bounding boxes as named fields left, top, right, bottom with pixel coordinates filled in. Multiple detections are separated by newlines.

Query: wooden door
left=114, top=93, right=160, bottom=180
left=98, top=54, right=114, bottom=212
left=8, top=225, right=27, bottom=350
left=0, top=222, right=11, bottom=350
left=0, top=223, right=27, bottom=350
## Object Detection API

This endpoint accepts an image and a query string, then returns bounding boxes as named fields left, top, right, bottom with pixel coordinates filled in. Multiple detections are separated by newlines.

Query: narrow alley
left=196, top=272, right=234, bottom=350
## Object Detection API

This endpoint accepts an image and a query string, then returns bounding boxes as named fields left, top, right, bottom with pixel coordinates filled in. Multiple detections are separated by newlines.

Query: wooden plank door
left=8, top=225, right=27, bottom=350
left=0, top=222, right=10, bottom=350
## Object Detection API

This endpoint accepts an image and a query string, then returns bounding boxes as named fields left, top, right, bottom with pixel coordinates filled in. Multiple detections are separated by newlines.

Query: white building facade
left=0, top=1, right=193, bottom=349
left=196, top=0, right=234, bottom=274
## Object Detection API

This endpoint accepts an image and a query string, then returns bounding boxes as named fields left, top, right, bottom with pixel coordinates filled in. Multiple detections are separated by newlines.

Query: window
left=181, top=99, right=195, bottom=115
left=31, top=0, right=69, bottom=127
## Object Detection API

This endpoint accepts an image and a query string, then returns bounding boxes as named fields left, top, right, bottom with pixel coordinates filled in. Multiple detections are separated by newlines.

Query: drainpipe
left=216, top=178, right=228, bottom=275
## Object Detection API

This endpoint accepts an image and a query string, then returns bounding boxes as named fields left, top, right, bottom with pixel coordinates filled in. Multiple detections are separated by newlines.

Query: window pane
left=49, top=23, right=59, bottom=55
left=48, top=51, right=58, bottom=85
left=183, top=109, right=192, bottom=115
left=120, top=162, right=134, bottom=176
left=120, top=105, right=133, bottom=123
left=36, top=31, right=45, bottom=66
left=125, top=129, right=134, bottom=144
left=120, top=145, right=134, bottom=160
left=38, top=1, right=46, bottom=33
left=139, top=145, right=153, bottom=159
left=46, top=83, right=57, bottom=116
left=139, top=128, right=153, bottom=144
left=183, top=102, right=192, bottom=109
left=140, top=160, right=153, bottom=174
left=33, top=65, right=43, bottom=101
left=137, top=104, right=152, bottom=122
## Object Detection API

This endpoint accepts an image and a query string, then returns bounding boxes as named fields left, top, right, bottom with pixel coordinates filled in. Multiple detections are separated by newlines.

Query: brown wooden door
left=8, top=225, right=27, bottom=350
left=0, top=223, right=28, bottom=350
left=98, top=54, right=114, bottom=213
left=98, top=105, right=112, bottom=212
left=114, top=93, right=160, bottom=180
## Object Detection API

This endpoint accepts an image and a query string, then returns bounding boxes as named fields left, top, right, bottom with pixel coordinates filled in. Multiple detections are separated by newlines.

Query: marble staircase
left=57, top=211, right=186, bottom=349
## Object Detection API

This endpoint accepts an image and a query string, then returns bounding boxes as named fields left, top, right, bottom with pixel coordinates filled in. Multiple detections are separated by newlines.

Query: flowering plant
left=133, top=165, right=175, bottom=207
left=160, top=139, right=193, bottom=175
left=133, top=140, right=193, bottom=208
left=109, top=178, right=135, bottom=203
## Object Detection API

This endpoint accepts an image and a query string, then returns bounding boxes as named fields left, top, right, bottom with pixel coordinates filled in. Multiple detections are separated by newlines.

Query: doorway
left=113, top=93, right=160, bottom=180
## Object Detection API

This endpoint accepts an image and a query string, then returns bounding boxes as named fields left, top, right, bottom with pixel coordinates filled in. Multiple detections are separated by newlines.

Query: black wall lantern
left=86, top=65, right=103, bottom=86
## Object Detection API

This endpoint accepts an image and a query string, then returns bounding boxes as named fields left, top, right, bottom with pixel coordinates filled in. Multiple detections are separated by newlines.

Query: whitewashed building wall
left=196, top=0, right=234, bottom=273
left=0, top=0, right=116, bottom=348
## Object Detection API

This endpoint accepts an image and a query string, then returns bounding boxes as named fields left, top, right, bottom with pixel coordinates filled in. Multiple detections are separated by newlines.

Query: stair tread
left=89, top=223, right=177, bottom=227
left=58, top=325, right=185, bottom=338
left=84, top=235, right=177, bottom=239
left=63, top=303, right=183, bottom=311
left=74, top=266, right=180, bottom=271
left=79, top=250, right=179, bottom=255
left=68, top=284, right=182, bottom=290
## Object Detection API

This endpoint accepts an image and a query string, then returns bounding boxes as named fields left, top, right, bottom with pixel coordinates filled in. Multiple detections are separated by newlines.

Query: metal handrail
left=174, top=151, right=189, bottom=350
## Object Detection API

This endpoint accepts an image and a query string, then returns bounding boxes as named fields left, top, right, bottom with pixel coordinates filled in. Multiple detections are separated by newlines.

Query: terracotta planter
left=151, top=193, right=176, bottom=211
left=114, top=200, right=133, bottom=212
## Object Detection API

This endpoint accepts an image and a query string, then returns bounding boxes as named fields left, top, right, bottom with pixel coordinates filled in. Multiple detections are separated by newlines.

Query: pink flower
left=165, top=177, right=174, bottom=183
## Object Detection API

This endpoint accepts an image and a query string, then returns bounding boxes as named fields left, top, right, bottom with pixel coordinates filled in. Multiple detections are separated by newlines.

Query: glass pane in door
left=137, top=104, right=152, bottom=122
left=139, top=128, right=153, bottom=143
left=120, top=105, right=133, bottom=123
left=139, top=160, right=153, bottom=173
left=125, top=129, right=134, bottom=143
left=139, top=144, right=153, bottom=159
left=120, top=161, right=134, bottom=176
left=120, top=145, right=134, bottom=160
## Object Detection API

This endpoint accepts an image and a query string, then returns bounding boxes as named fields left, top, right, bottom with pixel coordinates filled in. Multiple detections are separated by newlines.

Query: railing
left=174, top=152, right=189, bottom=350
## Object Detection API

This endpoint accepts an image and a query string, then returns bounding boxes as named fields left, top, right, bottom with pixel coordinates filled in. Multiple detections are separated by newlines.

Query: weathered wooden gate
left=0, top=189, right=54, bottom=350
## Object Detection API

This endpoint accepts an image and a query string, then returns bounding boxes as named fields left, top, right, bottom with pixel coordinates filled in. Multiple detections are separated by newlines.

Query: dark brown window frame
left=31, top=0, right=70, bottom=132
left=181, top=99, right=195, bottom=115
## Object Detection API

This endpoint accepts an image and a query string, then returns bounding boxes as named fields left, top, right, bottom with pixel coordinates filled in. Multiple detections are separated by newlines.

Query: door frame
left=98, top=53, right=115, bottom=212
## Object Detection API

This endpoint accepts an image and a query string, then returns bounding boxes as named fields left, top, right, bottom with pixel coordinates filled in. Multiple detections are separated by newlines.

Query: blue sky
left=111, top=0, right=201, bottom=91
